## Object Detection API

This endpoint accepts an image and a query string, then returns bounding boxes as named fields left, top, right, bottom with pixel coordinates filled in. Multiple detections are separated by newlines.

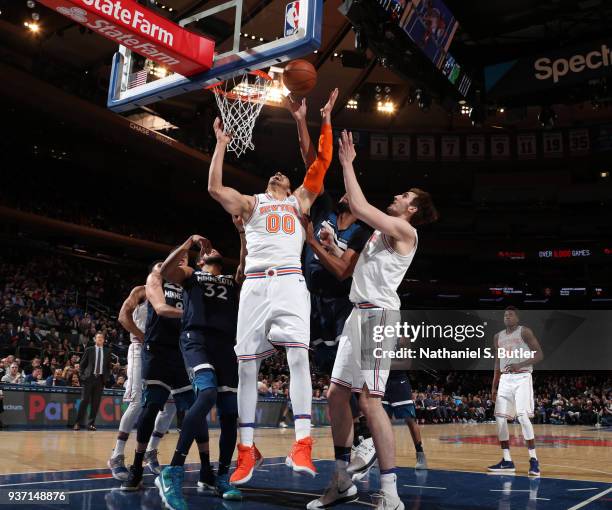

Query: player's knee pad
left=217, top=391, right=238, bottom=418
left=517, top=413, right=535, bottom=441
left=496, top=416, right=510, bottom=441
left=193, top=369, right=217, bottom=393
left=238, top=359, right=259, bottom=382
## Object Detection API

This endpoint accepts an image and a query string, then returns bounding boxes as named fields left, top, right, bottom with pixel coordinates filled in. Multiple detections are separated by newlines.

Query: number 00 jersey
left=181, top=270, right=238, bottom=338
left=349, top=230, right=418, bottom=310
left=144, top=281, right=183, bottom=347
left=244, top=193, right=305, bottom=273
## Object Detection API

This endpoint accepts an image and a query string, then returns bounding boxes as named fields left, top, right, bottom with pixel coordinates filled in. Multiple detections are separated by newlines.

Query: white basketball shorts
left=235, top=267, right=310, bottom=361
left=495, top=372, right=534, bottom=419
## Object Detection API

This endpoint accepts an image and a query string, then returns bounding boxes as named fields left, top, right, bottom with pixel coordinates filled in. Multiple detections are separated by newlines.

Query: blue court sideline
left=0, top=458, right=610, bottom=510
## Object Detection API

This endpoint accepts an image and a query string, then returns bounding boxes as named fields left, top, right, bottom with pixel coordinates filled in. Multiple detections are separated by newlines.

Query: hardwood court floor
left=1, top=423, right=610, bottom=483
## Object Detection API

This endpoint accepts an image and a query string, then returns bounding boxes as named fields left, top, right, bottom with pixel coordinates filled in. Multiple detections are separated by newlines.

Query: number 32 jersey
left=181, top=270, right=238, bottom=338
left=244, top=193, right=305, bottom=273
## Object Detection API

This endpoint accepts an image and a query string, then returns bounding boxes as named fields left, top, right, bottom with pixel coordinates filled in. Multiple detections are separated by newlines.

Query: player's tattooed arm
left=118, top=285, right=146, bottom=342
left=283, top=95, right=316, bottom=168
left=339, top=130, right=416, bottom=251
left=491, top=333, right=500, bottom=401
left=208, top=118, right=255, bottom=219
left=146, top=271, right=183, bottom=319
left=232, top=215, right=247, bottom=285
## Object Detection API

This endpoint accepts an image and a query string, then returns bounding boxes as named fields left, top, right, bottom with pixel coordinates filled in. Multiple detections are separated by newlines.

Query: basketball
left=282, top=59, right=317, bottom=96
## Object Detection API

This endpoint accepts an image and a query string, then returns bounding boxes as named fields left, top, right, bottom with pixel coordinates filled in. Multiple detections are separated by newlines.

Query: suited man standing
left=73, top=332, right=111, bottom=431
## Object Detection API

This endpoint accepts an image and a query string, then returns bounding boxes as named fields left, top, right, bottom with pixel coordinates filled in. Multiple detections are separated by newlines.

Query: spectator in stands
left=550, top=405, right=566, bottom=424
left=567, top=398, right=581, bottom=425
left=46, top=368, right=66, bottom=387
left=1, top=363, right=24, bottom=384
left=25, top=367, right=44, bottom=385
left=112, top=375, right=125, bottom=390
left=70, top=373, right=81, bottom=387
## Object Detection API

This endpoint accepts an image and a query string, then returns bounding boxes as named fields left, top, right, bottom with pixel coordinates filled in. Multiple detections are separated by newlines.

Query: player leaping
left=208, top=88, right=338, bottom=485
left=308, top=131, right=438, bottom=510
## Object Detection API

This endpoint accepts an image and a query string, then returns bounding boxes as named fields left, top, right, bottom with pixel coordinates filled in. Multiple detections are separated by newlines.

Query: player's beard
left=203, top=256, right=223, bottom=266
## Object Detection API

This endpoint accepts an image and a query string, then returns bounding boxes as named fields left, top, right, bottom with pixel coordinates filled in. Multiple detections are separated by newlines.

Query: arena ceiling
left=1, top=0, right=611, bottom=173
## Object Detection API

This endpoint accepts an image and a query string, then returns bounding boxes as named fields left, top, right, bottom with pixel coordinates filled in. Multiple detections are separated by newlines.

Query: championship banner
left=38, top=0, right=215, bottom=76
left=485, top=38, right=612, bottom=98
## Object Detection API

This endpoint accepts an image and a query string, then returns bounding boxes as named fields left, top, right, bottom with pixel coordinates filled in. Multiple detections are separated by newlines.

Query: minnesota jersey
left=131, top=300, right=148, bottom=343
left=497, top=326, right=532, bottom=373
left=244, top=193, right=305, bottom=273
left=349, top=229, right=417, bottom=310
left=181, top=270, right=238, bottom=338
left=144, top=281, right=183, bottom=346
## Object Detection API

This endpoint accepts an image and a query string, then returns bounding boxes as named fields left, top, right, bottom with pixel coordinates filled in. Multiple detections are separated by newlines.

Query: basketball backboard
left=107, top=0, right=322, bottom=112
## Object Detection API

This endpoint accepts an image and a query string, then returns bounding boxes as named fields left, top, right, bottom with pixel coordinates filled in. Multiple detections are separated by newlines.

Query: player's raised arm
left=283, top=95, right=316, bottom=168
left=294, top=88, right=338, bottom=211
left=339, top=130, right=416, bottom=244
left=118, top=285, right=146, bottom=342
left=146, top=271, right=183, bottom=319
left=207, top=118, right=255, bottom=218
left=160, top=235, right=210, bottom=284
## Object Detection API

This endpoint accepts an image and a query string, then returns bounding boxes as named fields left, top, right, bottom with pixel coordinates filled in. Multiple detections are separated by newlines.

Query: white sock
left=113, top=438, right=127, bottom=457
left=295, top=418, right=311, bottom=440
left=237, top=359, right=261, bottom=447
left=380, top=472, right=399, bottom=499
left=147, top=434, right=162, bottom=452
left=240, top=426, right=254, bottom=447
left=336, top=458, right=349, bottom=472
left=528, top=448, right=537, bottom=460
left=503, top=449, right=512, bottom=461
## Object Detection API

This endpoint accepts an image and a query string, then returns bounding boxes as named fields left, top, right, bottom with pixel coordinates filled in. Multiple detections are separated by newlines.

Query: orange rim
left=206, top=69, right=273, bottom=102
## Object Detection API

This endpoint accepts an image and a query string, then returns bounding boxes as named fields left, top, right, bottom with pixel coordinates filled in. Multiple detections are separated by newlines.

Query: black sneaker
left=197, top=468, right=216, bottom=491
left=120, top=465, right=144, bottom=491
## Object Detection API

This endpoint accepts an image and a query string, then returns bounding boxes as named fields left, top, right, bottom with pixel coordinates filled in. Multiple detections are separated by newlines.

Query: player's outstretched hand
left=320, top=88, right=339, bottom=118
left=213, top=117, right=232, bottom=145
left=283, top=94, right=307, bottom=120
left=338, top=130, right=356, bottom=166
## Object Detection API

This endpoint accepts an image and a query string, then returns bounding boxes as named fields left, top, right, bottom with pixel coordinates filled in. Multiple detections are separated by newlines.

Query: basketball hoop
left=207, top=70, right=274, bottom=157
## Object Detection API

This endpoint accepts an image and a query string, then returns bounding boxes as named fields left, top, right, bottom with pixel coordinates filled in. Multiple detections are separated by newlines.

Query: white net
left=210, top=72, right=273, bottom=157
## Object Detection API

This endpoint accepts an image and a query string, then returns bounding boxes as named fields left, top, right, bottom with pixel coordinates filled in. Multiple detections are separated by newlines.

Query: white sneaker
left=347, top=437, right=377, bottom=479
left=415, top=451, right=427, bottom=470
left=371, top=492, right=405, bottom=510
left=306, top=473, right=358, bottom=509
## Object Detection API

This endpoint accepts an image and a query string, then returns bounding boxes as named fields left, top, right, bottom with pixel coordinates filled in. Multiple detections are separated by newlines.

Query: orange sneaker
left=230, top=443, right=263, bottom=486
left=286, top=437, right=317, bottom=477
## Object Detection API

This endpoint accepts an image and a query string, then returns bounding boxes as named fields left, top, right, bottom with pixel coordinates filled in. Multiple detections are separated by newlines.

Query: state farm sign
left=38, top=0, right=214, bottom=77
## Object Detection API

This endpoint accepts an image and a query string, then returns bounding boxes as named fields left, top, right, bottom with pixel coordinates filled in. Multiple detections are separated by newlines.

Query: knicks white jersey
left=349, top=229, right=417, bottom=310
left=497, top=325, right=532, bottom=373
left=131, top=301, right=147, bottom=343
left=244, top=193, right=305, bottom=273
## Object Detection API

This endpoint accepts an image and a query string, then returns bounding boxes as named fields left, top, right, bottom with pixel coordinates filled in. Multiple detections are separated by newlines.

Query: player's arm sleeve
left=347, top=225, right=372, bottom=253
left=302, top=123, right=333, bottom=195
